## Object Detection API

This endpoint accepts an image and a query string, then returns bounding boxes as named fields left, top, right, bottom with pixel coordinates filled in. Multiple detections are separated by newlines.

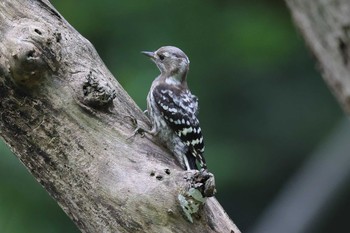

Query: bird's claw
left=124, top=115, right=147, bottom=140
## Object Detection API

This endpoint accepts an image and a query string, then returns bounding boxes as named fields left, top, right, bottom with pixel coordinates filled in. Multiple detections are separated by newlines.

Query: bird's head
left=142, top=46, right=190, bottom=83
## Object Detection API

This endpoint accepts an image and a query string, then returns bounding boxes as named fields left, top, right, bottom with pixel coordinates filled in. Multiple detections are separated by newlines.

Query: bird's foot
left=125, top=115, right=157, bottom=140
left=124, top=116, right=147, bottom=139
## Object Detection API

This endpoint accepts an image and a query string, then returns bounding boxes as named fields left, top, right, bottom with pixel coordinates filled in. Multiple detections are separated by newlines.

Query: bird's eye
left=158, top=54, right=165, bottom=60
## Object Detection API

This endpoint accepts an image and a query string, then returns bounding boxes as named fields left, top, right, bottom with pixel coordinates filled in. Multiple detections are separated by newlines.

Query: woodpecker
left=141, top=46, right=206, bottom=170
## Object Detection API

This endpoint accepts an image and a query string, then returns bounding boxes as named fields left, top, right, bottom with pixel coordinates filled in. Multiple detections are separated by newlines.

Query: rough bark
left=0, top=0, right=240, bottom=232
left=285, top=0, right=350, bottom=114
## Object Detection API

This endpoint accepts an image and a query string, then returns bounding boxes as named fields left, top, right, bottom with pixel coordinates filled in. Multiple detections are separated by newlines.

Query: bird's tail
left=186, top=148, right=207, bottom=170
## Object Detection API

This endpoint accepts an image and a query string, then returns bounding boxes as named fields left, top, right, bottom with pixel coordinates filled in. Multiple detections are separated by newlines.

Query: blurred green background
left=0, top=0, right=347, bottom=232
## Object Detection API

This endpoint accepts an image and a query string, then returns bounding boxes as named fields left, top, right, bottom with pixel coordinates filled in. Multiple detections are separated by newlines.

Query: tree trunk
left=0, top=0, right=240, bottom=232
left=285, top=0, right=350, bottom=114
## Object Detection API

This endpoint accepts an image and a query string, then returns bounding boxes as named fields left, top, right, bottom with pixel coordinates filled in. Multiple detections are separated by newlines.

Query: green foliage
left=0, top=0, right=342, bottom=232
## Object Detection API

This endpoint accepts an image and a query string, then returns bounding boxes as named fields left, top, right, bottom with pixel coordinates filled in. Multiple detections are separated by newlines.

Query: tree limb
left=0, top=0, right=240, bottom=232
left=285, top=0, right=350, bottom=114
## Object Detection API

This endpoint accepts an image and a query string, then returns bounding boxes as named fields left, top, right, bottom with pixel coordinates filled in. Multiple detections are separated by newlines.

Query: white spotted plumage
left=142, top=46, right=207, bottom=170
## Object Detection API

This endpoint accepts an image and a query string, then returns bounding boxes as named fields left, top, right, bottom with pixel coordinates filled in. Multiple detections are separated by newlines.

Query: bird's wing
left=152, top=84, right=205, bottom=155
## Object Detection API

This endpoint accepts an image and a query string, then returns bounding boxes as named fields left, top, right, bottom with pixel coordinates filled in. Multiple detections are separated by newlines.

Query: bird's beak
left=141, top=51, right=156, bottom=59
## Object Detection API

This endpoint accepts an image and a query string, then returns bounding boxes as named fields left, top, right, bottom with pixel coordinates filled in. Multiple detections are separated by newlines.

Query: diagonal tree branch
left=0, top=0, right=240, bottom=232
left=286, top=0, right=350, bottom=114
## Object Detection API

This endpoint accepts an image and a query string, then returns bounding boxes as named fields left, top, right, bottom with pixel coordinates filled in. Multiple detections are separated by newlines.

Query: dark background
left=0, top=1, right=347, bottom=232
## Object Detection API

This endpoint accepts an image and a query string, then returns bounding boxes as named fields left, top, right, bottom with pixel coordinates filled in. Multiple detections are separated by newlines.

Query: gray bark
left=0, top=0, right=240, bottom=232
left=286, top=0, right=350, bottom=113
left=250, top=0, right=350, bottom=232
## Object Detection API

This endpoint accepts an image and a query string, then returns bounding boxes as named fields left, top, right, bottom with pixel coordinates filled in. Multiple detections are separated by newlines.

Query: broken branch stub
left=5, top=21, right=61, bottom=87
